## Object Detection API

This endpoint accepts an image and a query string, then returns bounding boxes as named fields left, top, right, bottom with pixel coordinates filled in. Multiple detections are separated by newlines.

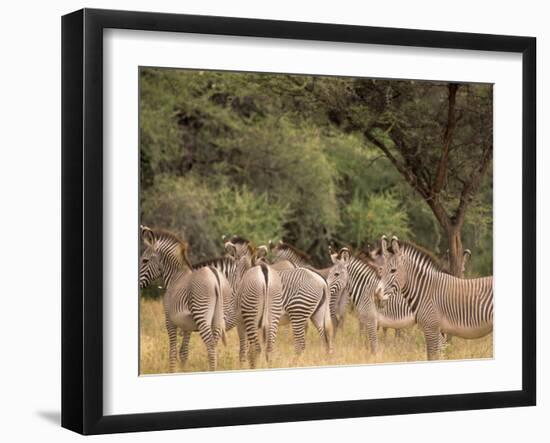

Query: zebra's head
left=224, top=236, right=253, bottom=284
left=327, top=248, right=350, bottom=326
left=253, top=245, right=269, bottom=266
left=224, top=235, right=252, bottom=259
left=376, top=236, right=405, bottom=303
left=139, top=225, right=162, bottom=289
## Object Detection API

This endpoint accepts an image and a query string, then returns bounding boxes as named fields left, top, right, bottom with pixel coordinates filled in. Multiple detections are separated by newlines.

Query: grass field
left=140, top=297, right=493, bottom=375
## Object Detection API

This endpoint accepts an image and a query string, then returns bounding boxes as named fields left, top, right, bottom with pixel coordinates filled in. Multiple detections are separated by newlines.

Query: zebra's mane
left=276, top=242, right=311, bottom=263
left=192, top=255, right=235, bottom=270
left=353, top=241, right=450, bottom=275
left=397, top=241, right=451, bottom=275
left=150, top=229, right=193, bottom=269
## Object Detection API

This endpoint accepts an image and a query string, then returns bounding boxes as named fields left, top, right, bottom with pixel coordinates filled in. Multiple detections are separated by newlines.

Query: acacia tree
left=362, top=81, right=493, bottom=276
left=306, top=78, right=493, bottom=276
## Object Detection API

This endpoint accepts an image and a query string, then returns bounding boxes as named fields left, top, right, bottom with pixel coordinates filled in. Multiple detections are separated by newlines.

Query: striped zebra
left=192, top=255, right=238, bottom=329
left=269, top=241, right=349, bottom=336
left=372, top=236, right=493, bottom=360
left=276, top=267, right=334, bottom=356
left=139, top=226, right=230, bottom=371
left=333, top=248, right=414, bottom=354
left=229, top=244, right=283, bottom=368
left=173, top=254, right=238, bottom=365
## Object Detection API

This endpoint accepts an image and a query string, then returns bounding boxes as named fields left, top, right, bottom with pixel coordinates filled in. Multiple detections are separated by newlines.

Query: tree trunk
left=446, top=226, right=464, bottom=277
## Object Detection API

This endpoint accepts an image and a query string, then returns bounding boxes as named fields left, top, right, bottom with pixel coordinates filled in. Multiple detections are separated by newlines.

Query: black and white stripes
left=375, top=237, right=493, bottom=360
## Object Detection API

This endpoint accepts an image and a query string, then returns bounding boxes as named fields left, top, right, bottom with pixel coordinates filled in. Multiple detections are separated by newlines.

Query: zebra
left=332, top=247, right=413, bottom=354
left=228, top=244, right=283, bottom=368
left=139, top=226, right=230, bottom=371
left=325, top=247, right=351, bottom=335
left=269, top=241, right=349, bottom=336
left=274, top=267, right=334, bottom=357
left=372, top=236, right=493, bottom=360
left=170, top=254, right=237, bottom=365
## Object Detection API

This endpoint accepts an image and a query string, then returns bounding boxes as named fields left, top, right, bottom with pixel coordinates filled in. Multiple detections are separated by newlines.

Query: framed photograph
left=62, top=8, right=536, bottom=435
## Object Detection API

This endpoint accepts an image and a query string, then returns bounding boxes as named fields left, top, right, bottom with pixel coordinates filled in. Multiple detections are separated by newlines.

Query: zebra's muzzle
left=374, top=280, right=388, bottom=301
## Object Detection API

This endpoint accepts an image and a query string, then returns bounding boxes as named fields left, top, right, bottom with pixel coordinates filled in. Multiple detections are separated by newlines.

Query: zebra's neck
left=159, top=254, right=190, bottom=290
left=347, top=257, right=378, bottom=306
left=235, top=255, right=252, bottom=287
left=275, top=250, right=309, bottom=267
left=194, top=256, right=236, bottom=286
left=400, top=250, right=448, bottom=314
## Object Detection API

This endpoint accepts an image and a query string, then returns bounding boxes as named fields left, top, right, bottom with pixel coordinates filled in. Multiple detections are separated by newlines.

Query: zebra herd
left=139, top=226, right=493, bottom=371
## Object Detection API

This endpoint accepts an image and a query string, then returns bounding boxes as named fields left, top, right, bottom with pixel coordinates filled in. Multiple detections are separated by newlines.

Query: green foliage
left=141, top=175, right=288, bottom=261
left=342, top=191, right=411, bottom=248
left=211, top=185, right=289, bottom=247
left=139, top=68, right=493, bottom=273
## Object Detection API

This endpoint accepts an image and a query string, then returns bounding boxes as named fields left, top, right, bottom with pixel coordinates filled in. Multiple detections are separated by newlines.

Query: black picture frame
left=61, top=8, right=536, bottom=435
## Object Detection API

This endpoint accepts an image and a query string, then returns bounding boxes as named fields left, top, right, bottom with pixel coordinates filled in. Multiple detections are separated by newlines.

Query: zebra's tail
left=260, top=264, right=270, bottom=346
left=211, top=268, right=227, bottom=346
left=322, top=284, right=334, bottom=353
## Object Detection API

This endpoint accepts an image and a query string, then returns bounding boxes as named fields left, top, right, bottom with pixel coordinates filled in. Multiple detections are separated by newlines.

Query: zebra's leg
left=247, top=330, right=261, bottom=369
left=243, top=312, right=261, bottom=369
left=289, top=316, right=308, bottom=359
left=366, top=315, right=378, bottom=355
left=330, top=314, right=339, bottom=340
left=162, top=300, right=179, bottom=373
left=237, top=320, right=248, bottom=365
left=382, top=327, right=388, bottom=343
left=179, top=331, right=192, bottom=365
left=265, top=316, right=280, bottom=365
left=165, top=319, right=178, bottom=373
left=423, top=325, right=442, bottom=361
left=358, top=316, right=368, bottom=341
left=196, top=323, right=217, bottom=371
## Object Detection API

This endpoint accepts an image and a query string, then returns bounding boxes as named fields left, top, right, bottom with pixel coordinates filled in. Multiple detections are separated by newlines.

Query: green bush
left=342, top=191, right=411, bottom=248
left=141, top=175, right=289, bottom=261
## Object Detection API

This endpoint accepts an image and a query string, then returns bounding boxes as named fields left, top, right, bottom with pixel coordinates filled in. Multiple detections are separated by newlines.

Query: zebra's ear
left=463, top=249, right=472, bottom=267
left=256, top=245, right=268, bottom=259
left=141, top=225, right=154, bottom=246
left=390, top=236, right=400, bottom=255
left=268, top=239, right=274, bottom=250
left=380, top=235, right=388, bottom=256
left=339, top=247, right=350, bottom=263
left=329, top=245, right=338, bottom=264
left=225, top=241, right=237, bottom=257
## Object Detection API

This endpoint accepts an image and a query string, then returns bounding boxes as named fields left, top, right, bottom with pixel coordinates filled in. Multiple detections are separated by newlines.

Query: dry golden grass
left=140, top=297, right=493, bottom=375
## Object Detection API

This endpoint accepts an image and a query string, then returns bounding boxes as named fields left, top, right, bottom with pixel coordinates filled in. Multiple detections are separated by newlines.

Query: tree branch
left=433, top=83, right=459, bottom=195
left=364, top=130, right=430, bottom=199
